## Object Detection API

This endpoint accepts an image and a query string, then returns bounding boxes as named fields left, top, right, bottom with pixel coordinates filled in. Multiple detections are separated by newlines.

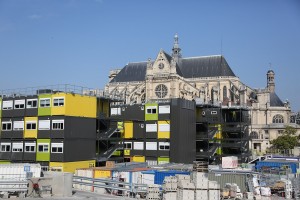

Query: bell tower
left=172, top=33, right=181, bottom=63
left=267, top=70, right=275, bottom=92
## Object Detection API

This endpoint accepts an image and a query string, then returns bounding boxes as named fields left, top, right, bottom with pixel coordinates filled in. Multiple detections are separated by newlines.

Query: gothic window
left=272, top=114, right=284, bottom=123
left=250, top=131, right=259, bottom=139
left=211, top=89, right=214, bottom=104
left=230, top=86, right=235, bottom=102
left=155, top=84, right=168, bottom=98
left=223, top=86, right=227, bottom=99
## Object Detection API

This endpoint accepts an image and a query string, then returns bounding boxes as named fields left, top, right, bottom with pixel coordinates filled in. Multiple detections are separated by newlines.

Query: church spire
left=172, top=33, right=181, bottom=61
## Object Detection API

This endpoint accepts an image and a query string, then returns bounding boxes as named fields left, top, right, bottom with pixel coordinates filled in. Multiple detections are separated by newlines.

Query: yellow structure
left=157, top=120, right=170, bottom=139
left=24, top=117, right=38, bottom=138
left=132, top=156, right=145, bottom=162
left=124, top=121, right=133, bottom=138
left=49, top=160, right=95, bottom=173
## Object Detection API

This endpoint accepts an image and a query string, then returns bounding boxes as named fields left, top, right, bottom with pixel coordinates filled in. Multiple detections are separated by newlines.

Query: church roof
left=180, top=55, right=235, bottom=78
left=270, top=92, right=284, bottom=107
left=109, top=55, right=236, bottom=83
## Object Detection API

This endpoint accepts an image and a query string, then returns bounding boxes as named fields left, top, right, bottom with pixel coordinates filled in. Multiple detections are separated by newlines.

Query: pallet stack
left=176, top=175, right=195, bottom=200
left=162, top=176, right=177, bottom=200
left=146, top=184, right=160, bottom=200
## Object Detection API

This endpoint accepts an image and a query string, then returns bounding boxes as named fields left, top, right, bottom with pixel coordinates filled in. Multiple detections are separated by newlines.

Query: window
left=133, top=142, right=144, bottom=150
left=158, top=124, right=170, bottom=132
left=111, top=108, right=121, bottom=115
left=278, top=130, right=284, bottom=135
left=52, top=120, right=64, bottom=130
left=223, top=86, right=227, bottom=99
left=0, top=143, right=11, bottom=152
left=250, top=131, right=259, bottom=139
left=146, top=124, right=157, bottom=132
left=273, top=114, right=284, bottom=123
left=159, top=142, right=170, bottom=150
left=159, top=105, right=170, bottom=114
left=2, top=100, right=13, bottom=110
left=146, top=106, right=157, bottom=114
left=26, top=99, right=37, bottom=108
left=124, top=142, right=132, bottom=149
left=25, top=143, right=36, bottom=152
left=146, top=142, right=157, bottom=150
left=51, top=143, right=63, bottom=153
left=2, top=122, right=12, bottom=131
left=40, top=98, right=51, bottom=107
left=26, top=121, right=37, bottom=130
left=211, top=111, right=218, bottom=115
left=155, top=84, right=168, bottom=98
left=53, top=98, right=64, bottom=107
left=38, top=120, right=50, bottom=130
left=14, top=100, right=25, bottom=109
left=38, top=143, right=49, bottom=152
left=12, top=143, right=23, bottom=152
left=13, top=121, right=24, bottom=131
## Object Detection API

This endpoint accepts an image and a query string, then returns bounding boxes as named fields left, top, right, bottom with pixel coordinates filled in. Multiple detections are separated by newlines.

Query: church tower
left=267, top=70, right=275, bottom=92
left=172, top=33, right=182, bottom=63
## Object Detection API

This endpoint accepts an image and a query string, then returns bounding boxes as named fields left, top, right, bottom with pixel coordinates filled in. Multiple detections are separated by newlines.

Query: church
left=104, top=34, right=295, bottom=160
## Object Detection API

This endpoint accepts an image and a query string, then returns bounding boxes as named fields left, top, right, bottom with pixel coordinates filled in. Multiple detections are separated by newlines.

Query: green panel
left=216, top=147, right=222, bottom=155
left=112, top=150, right=121, bottom=156
left=145, top=103, right=158, bottom=121
left=38, top=94, right=52, bottom=116
left=0, top=160, right=11, bottom=164
left=158, top=157, right=170, bottom=162
left=36, top=139, right=51, bottom=161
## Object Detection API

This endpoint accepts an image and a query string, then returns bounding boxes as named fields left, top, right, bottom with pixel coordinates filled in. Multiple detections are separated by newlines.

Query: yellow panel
left=24, top=117, right=38, bottom=138
left=124, top=121, right=133, bottom=138
left=94, top=169, right=111, bottom=178
left=50, top=160, right=95, bottom=173
left=157, top=120, right=170, bottom=139
left=124, top=150, right=130, bottom=156
left=51, top=93, right=66, bottom=116
left=65, top=93, right=97, bottom=118
left=132, top=156, right=145, bottom=162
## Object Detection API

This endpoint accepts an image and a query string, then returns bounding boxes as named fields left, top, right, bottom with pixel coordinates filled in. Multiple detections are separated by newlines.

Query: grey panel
left=170, top=99, right=196, bottom=164
left=157, top=150, right=170, bottom=157
left=50, top=139, right=64, bottom=162
left=23, top=153, right=36, bottom=161
left=0, top=152, right=11, bottom=160
left=38, top=116, right=51, bottom=139
left=133, top=122, right=145, bottom=139
left=50, top=116, right=65, bottom=139
left=145, top=150, right=157, bottom=157
left=11, top=118, right=24, bottom=139
left=208, top=172, right=248, bottom=192
left=2, top=96, right=26, bottom=117
left=130, top=150, right=144, bottom=156
left=124, top=104, right=145, bottom=121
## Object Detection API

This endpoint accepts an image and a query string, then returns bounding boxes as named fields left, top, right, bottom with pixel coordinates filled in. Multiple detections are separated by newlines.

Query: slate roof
left=109, top=54, right=236, bottom=83
left=270, top=92, right=284, bottom=107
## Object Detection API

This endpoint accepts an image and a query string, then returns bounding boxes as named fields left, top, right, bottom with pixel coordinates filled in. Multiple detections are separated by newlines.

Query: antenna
left=221, top=37, right=223, bottom=56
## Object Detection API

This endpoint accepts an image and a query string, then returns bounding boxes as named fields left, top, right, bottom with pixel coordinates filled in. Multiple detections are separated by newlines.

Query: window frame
left=39, top=98, right=51, bottom=108
left=13, top=121, right=24, bottom=131
left=26, top=99, right=38, bottom=109
left=38, top=120, right=51, bottom=130
left=51, top=143, right=63, bottom=153
left=159, top=142, right=170, bottom=151
left=14, top=99, right=25, bottom=109
left=0, top=143, right=11, bottom=152
left=146, top=106, right=157, bottom=114
left=2, top=100, right=13, bottom=110
left=26, top=121, right=37, bottom=130
left=12, top=142, right=23, bottom=152
left=53, top=97, right=65, bottom=107
left=124, top=142, right=132, bottom=150
left=2, top=121, right=12, bottom=131
left=37, top=143, right=49, bottom=152
left=24, top=143, right=36, bottom=152
left=52, top=120, right=64, bottom=130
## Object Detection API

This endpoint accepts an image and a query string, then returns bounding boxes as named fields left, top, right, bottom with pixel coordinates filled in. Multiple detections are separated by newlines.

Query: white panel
left=13, top=121, right=24, bottom=130
left=134, top=142, right=144, bottom=150
left=159, top=124, right=170, bottom=132
left=146, top=142, right=157, bottom=150
left=159, top=142, right=170, bottom=146
left=25, top=142, right=36, bottom=147
left=38, top=120, right=50, bottom=130
left=146, top=124, right=157, bottom=132
left=3, top=101, right=13, bottom=109
left=1, top=143, right=11, bottom=146
left=51, top=143, right=63, bottom=148
left=52, top=120, right=64, bottom=123
left=15, top=99, right=25, bottom=104
left=12, top=143, right=23, bottom=149
left=111, top=108, right=121, bottom=115
left=159, top=105, right=170, bottom=114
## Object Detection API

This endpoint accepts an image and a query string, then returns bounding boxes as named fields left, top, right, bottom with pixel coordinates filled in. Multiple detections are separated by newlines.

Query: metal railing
left=73, top=175, right=148, bottom=195
left=0, top=180, right=28, bottom=192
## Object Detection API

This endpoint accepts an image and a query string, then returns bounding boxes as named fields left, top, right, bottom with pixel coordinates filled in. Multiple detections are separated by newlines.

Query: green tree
left=270, top=126, right=299, bottom=150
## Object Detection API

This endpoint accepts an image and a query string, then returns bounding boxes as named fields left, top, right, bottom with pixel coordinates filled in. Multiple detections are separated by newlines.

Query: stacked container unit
left=0, top=88, right=109, bottom=172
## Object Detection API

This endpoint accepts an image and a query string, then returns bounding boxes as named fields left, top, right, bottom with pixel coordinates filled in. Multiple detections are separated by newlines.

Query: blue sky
left=0, top=0, right=299, bottom=111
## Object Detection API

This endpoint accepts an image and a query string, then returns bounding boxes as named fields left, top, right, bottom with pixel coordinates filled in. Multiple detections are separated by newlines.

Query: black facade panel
left=145, top=121, right=157, bottom=139
left=11, top=152, right=23, bottom=161
left=0, top=152, right=11, bottom=160
left=23, top=153, right=36, bottom=161
left=63, top=116, right=96, bottom=139
left=145, top=156, right=156, bottom=161
left=110, top=105, right=125, bottom=121
left=24, top=95, right=38, bottom=117
left=124, top=104, right=145, bottom=121
left=196, top=107, right=221, bottom=123
left=144, top=150, right=157, bottom=157
left=157, top=150, right=170, bottom=157
left=11, top=118, right=24, bottom=139
left=130, top=150, right=144, bottom=156
left=158, top=103, right=171, bottom=121
left=63, top=139, right=95, bottom=162
left=50, top=139, right=64, bottom=162
left=170, top=99, right=196, bottom=164
left=2, top=97, right=26, bottom=118
left=133, top=122, right=145, bottom=139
